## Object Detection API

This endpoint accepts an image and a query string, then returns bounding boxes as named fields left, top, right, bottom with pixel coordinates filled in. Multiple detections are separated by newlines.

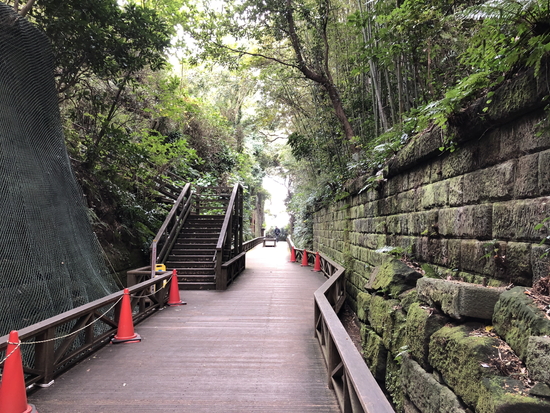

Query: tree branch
left=19, top=0, right=36, bottom=17
left=214, top=42, right=300, bottom=70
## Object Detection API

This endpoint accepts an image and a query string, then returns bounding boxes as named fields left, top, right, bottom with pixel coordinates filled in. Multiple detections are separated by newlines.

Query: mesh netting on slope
left=0, top=3, right=118, bottom=337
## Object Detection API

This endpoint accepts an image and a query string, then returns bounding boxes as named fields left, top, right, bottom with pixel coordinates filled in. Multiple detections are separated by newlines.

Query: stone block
left=460, top=239, right=504, bottom=278
left=397, top=189, right=416, bottom=213
left=540, top=150, right=550, bottom=196
left=476, top=377, right=550, bottom=413
left=492, top=197, right=550, bottom=242
left=366, top=259, right=422, bottom=297
left=402, top=357, right=470, bottom=413
left=406, top=303, right=448, bottom=370
left=417, top=277, right=505, bottom=320
left=514, top=153, right=539, bottom=198
left=409, top=210, right=439, bottom=236
left=448, top=176, right=464, bottom=207
left=463, top=160, right=516, bottom=204
left=531, top=244, right=550, bottom=284
left=493, top=287, right=550, bottom=360
left=441, top=145, right=478, bottom=179
left=356, top=292, right=372, bottom=323
left=429, top=325, right=500, bottom=408
left=504, top=242, right=532, bottom=286
left=386, top=354, right=404, bottom=409
left=368, top=295, right=407, bottom=354
left=518, top=112, right=550, bottom=154
left=439, top=205, right=492, bottom=240
left=361, top=326, right=387, bottom=381
left=409, top=165, right=432, bottom=189
left=404, top=397, right=422, bottom=413
left=526, top=336, right=550, bottom=384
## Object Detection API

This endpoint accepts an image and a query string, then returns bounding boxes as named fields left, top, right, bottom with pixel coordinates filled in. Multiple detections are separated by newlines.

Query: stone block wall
left=312, top=69, right=550, bottom=412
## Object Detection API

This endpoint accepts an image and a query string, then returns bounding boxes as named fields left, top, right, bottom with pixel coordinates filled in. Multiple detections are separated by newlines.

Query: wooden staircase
left=164, top=215, right=224, bottom=290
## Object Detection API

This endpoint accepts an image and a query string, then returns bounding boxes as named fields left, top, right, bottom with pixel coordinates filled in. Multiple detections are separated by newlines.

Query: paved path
left=29, top=244, right=340, bottom=412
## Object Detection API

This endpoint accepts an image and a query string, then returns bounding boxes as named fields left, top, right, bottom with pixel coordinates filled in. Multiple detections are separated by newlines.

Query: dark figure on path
left=274, top=226, right=281, bottom=241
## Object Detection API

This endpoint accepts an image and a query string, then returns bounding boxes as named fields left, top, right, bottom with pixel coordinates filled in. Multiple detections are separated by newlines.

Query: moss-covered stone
left=366, top=258, right=422, bottom=297
left=417, top=277, right=504, bottom=320
left=476, top=377, right=550, bottom=413
left=361, top=325, right=387, bottom=381
left=386, top=353, right=404, bottom=412
left=356, top=291, right=372, bottom=323
left=406, top=303, right=448, bottom=370
left=368, top=295, right=408, bottom=354
left=399, top=289, right=419, bottom=313
left=402, top=357, right=470, bottom=413
left=428, top=325, right=500, bottom=408
left=525, top=336, right=550, bottom=384
left=493, top=287, right=550, bottom=360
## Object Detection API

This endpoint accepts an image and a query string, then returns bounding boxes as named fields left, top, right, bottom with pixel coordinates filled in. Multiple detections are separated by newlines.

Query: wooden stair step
left=178, top=281, right=216, bottom=290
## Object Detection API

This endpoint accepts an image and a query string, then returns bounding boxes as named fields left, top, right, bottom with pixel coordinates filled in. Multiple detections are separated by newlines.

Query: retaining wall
left=312, top=67, right=550, bottom=412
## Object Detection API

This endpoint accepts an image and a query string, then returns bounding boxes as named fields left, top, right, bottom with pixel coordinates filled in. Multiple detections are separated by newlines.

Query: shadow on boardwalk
left=29, top=244, right=340, bottom=413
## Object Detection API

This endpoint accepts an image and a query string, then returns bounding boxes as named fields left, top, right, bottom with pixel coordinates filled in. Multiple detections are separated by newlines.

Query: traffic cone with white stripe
left=0, top=331, right=38, bottom=413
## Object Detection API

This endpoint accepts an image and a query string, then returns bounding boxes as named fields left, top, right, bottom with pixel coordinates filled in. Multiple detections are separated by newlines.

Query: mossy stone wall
left=311, top=67, right=550, bottom=412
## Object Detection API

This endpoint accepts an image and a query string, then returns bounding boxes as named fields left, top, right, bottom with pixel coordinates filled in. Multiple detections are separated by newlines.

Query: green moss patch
left=493, top=287, right=550, bottom=360
left=429, top=325, right=501, bottom=408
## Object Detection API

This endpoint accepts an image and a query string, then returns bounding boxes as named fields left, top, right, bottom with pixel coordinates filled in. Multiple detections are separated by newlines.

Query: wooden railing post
left=34, top=327, right=56, bottom=385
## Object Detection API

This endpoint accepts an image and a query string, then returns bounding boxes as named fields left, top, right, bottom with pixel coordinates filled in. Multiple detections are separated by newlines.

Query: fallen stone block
left=366, top=258, right=422, bottom=297
left=417, top=277, right=504, bottom=320
left=493, top=287, right=550, bottom=360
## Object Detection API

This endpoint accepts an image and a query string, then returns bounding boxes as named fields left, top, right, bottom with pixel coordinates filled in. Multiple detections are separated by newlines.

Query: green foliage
left=29, top=0, right=172, bottom=98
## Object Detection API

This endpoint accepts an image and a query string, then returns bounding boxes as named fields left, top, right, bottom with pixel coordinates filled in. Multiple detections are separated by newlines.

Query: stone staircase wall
left=312, top=67, right=550, bottom=412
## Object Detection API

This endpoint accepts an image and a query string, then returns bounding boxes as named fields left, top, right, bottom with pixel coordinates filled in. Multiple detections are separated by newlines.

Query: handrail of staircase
left=287, top=236, right=395, bottom=413
left=150, top=182, right=192, bottom=277
left=214, top=183, right=242, bottom=289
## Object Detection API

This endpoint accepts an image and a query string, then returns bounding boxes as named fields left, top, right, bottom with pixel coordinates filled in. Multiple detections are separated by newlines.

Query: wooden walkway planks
left=28, top=244, right=340, bottom=413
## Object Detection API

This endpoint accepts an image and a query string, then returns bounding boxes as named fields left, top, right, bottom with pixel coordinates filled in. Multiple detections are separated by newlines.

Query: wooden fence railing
left=0, top=273, right=172, bottom=388
left=287, top=237, right=395, bottom=413
left=214, top=183, right=244, bottom=289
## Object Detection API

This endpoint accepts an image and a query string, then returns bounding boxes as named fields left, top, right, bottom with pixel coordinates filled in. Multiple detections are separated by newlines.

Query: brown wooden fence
left=287, top=237, right=395, bottom=413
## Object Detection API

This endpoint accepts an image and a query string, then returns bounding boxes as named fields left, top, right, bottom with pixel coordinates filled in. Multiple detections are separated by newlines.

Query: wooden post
left=34, top=327, right=56, bottom=385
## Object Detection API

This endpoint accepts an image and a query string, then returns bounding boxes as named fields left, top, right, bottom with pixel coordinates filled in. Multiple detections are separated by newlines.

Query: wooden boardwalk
left=28, top=244, right=340, bottom=412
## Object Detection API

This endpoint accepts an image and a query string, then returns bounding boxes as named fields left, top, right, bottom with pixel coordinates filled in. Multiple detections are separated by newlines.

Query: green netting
left=0, top=4, right=118, bottom=337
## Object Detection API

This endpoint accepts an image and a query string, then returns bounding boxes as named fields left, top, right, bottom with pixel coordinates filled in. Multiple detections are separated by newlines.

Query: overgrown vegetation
left=9, top=0, right=550, bottom=253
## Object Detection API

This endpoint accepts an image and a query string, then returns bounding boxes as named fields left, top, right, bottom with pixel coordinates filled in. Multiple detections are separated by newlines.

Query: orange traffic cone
left=168, top=270, right=186, bottom=306
left=0, top=331, right=37, bottom=413
left=301, top=250, right=309, bottom=267
left=112, top=289, right=141, bottom=344
left=313, top=252, right=321, bottom=272
left=290, top=247, right=296, bottom=263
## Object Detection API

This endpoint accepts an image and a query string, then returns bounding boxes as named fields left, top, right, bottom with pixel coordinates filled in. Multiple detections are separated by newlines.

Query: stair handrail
left=150, top=182, right=192, bottom=277
left=214, top=183, right=242, bottom=287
